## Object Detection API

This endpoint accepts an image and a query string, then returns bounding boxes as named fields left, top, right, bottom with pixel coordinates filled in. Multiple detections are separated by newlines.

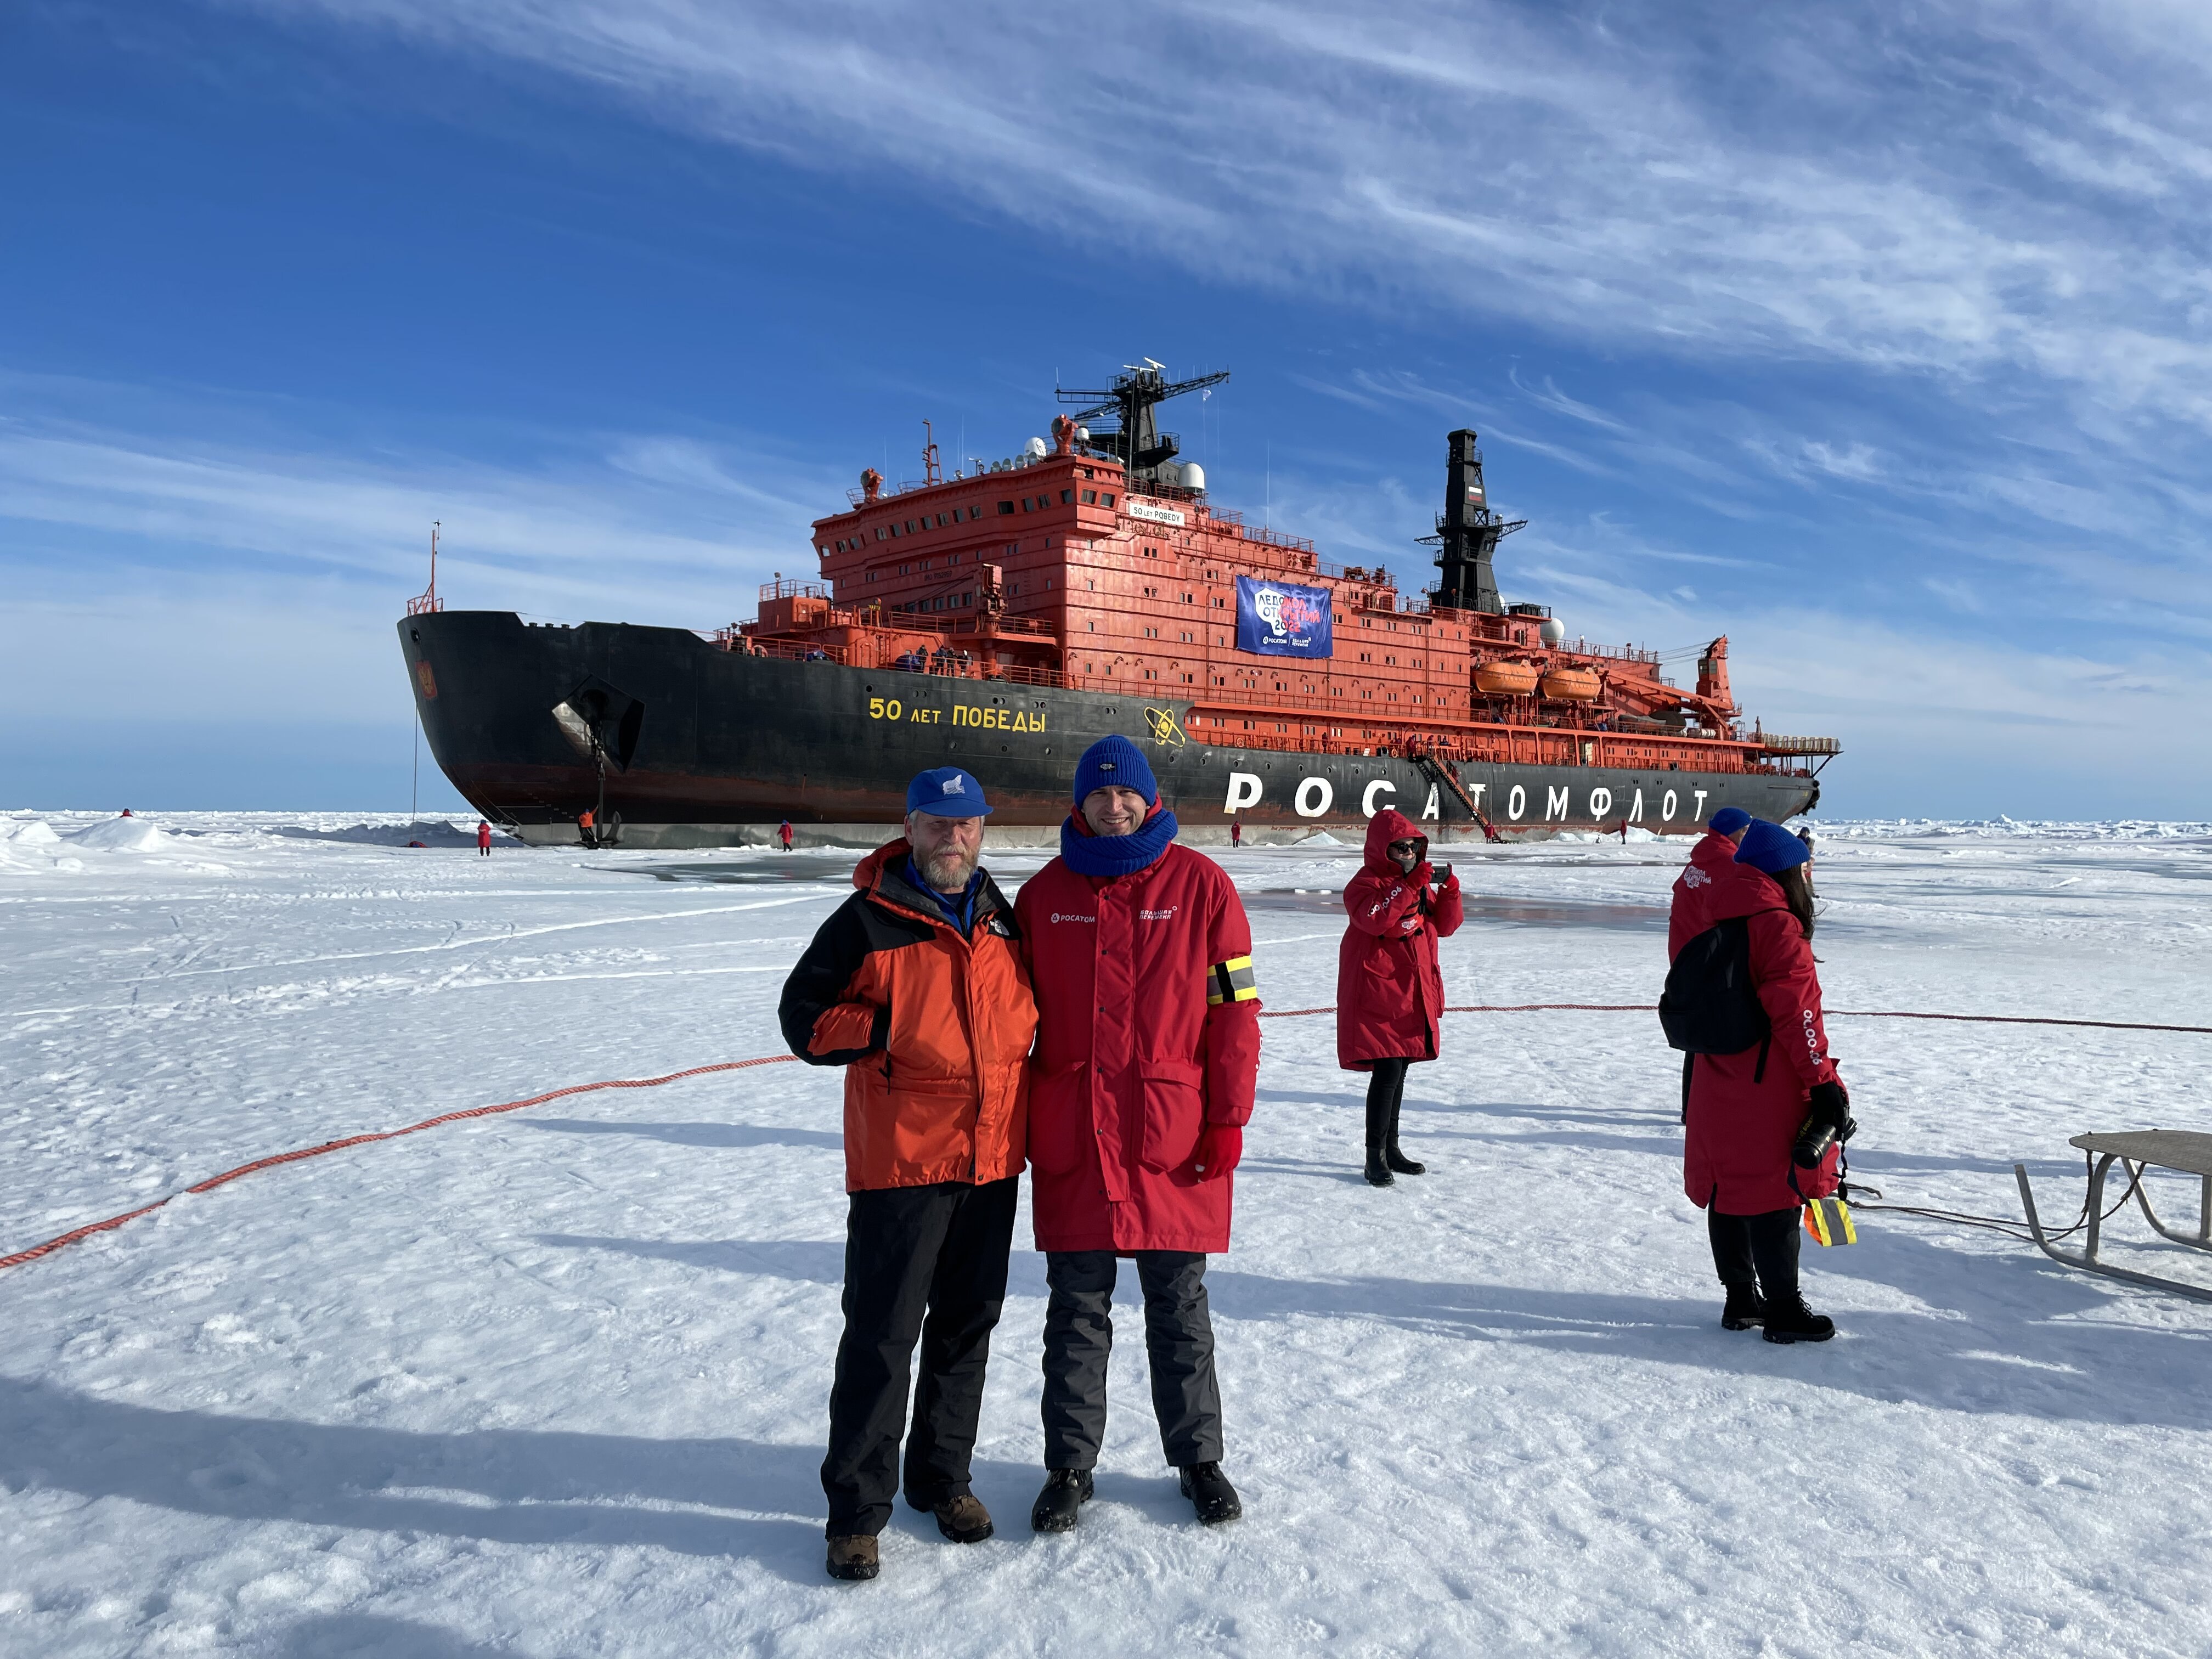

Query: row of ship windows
left=824, top=490, right=1119, bottom=554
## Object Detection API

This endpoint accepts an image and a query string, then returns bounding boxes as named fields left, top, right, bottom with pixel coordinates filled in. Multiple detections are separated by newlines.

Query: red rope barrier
left=9, top=1000, right=2208, bottom=1274
left=0, top=1055, right=797, bottom=1274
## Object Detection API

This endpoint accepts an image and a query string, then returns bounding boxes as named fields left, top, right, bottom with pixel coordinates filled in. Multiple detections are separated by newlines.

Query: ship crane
left=1056, top=362, right=1229, bottom=484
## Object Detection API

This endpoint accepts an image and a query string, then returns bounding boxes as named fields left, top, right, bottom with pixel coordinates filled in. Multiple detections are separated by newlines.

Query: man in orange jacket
left=779, top=767, right=1037, bottom=1583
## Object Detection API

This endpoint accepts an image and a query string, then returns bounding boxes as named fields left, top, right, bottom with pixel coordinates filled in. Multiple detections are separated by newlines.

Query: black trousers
left=1041, top=1250, right=1222, bottom=1471
left=1707, top=1206, right=1802, bottom=1298
left=821, top=1177, right=1018, bottom=1537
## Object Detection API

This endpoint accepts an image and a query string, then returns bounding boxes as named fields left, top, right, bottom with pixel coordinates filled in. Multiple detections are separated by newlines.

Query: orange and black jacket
left=778, top=838, right=1037, bottom=1192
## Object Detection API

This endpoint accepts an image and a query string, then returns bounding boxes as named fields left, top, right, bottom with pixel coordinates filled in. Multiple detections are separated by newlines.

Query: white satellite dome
left=1024, top=436, right=1048, bottom=459
left=1539, top=617, right=1566, bottom=647
left=1179, top=461, right=1205, bottom=492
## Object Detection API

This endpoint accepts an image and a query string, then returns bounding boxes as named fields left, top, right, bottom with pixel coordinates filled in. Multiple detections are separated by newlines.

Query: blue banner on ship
left=1234, top=575, right=1334, bottom=659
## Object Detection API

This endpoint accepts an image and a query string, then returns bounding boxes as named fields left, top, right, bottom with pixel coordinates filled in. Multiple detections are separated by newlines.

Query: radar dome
left=1180, top=461, right=1205, bottom=492
left=1539, top=617, right=1566, bottom=647
left=1024, top=436, right=1048, bottom=459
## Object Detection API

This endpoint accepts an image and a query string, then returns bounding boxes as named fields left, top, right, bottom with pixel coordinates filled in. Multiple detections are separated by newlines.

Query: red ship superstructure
left=746, top=363, right=1835, bottom=794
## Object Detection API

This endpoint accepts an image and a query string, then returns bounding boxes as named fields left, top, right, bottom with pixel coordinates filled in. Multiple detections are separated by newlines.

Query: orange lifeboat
left=1475, top=661, right=1541, bottom=696
left=1540, top=667, right=1601, bottom=701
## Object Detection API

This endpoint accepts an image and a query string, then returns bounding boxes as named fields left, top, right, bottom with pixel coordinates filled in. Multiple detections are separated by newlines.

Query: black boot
left=1178, top=1462, right=1242, bottom=1525
left=1762, top=1293, right=1836, bottom=1344
left=1029, top=1469, right=1093, bottom=1533
left=1720, top=1283, right=1766, bottom=1330
left=1384, top=1091, right=1424, bottom=1175
left=1364, top=1072, right=1396, bottom=1186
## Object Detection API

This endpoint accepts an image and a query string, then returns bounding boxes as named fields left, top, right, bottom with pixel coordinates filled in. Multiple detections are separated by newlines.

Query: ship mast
left=1422, top=430, right=1525, bottom=615
left=1055, top=360, right=1229, bottom=486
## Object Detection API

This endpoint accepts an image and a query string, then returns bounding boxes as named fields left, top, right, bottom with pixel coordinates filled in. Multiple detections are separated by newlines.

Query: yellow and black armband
left=1207, top=955, right=1257, bottom=1006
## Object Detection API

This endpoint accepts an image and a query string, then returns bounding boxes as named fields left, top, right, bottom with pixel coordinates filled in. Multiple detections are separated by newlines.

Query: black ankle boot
left=1365, top=1145, right=1394, bottom=1186
left=1029, top=1468, right=1093, bottom=1533
left=1720, top=1283, right=1766, bottom=1330
left=1384, top=1142, right=1425, bottom=1175
left=1762, top=1293, right=1836, bottom=1344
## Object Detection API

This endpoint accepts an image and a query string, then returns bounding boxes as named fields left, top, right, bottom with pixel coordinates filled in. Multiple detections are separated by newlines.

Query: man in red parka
left=1667, top=805, right=1750, bottom=958
left=1016, top=735, right=1260, bottom=1533
left=1679, top=819, right=1848, bottom=1344
left=1337, top=808, right=1463, bottom=1186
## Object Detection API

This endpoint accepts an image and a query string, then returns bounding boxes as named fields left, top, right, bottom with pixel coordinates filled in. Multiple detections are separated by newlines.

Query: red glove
left=1193, top=1122, right=1243, bottom=1183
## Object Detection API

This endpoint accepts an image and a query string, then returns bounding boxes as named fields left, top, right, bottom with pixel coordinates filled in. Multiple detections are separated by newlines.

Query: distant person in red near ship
left=1229, top=819, right=1242, bottom=849
left=1336, top=809, right=1463, bottom=1188
left=1016, top=735, right=1260, bottom=1534
left=477, top=820, right=492, bottom=856
left=780, top=820, right=795, bottom=851
left=1670, top=819, right=1850, bottom=1346
left=577, top=808, right=595, bottom=849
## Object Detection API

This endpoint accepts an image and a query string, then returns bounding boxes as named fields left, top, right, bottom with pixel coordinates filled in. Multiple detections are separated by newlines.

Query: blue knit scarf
left=1060, top=806, right=1181, bottom=878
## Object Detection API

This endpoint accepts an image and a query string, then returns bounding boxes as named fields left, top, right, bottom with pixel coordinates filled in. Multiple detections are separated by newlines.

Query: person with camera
left=1671, top=819, right=1850, bottom=1344
left=1337, top=808, right=1464, bottom=1188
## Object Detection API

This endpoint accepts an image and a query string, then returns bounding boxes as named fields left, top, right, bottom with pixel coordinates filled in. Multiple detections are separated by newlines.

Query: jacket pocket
left=884, top=1073, right=974, bottom=1174
left=1027, top=1060, right=1090, bottom=1176
left=1138, top=1057, right=1205, bottom=1174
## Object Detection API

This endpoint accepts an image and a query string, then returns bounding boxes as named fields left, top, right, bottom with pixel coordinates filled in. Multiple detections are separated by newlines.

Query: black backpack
left=1660, top=916, right=1770, bottom=1056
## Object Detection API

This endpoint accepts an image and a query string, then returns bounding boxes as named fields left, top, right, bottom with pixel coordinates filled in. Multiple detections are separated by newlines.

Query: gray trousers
left=1041, top=1250, right=1223, bottom=1470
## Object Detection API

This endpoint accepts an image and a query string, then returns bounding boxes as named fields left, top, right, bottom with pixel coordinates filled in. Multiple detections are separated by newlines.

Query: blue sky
left=4, top=2, right=2208, bottom=816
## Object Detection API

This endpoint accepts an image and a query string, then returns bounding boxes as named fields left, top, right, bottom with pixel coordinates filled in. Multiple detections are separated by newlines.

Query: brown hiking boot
left=825, top=1533, right=879, bottom=1581
left=931, top=1493, right=995, bottom=1543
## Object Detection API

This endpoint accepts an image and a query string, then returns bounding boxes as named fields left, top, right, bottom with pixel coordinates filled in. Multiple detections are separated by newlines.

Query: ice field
left=3, top=811, right=2209, bottom=1658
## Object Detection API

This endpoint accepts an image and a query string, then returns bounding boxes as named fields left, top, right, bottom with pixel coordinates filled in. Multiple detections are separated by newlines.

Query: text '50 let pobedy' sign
left=1234, top=574, right=1334, bottom=659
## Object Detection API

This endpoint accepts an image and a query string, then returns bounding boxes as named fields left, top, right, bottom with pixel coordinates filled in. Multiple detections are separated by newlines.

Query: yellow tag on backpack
left=1803, top=1196, right=1857, bottom=1246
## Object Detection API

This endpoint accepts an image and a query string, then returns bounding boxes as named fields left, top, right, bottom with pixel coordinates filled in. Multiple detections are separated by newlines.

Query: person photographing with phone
left=1336, top=809, right=1464, bottom=1187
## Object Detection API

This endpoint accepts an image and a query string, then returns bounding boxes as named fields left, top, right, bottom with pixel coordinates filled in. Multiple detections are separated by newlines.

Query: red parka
left=1668, top=830, right=1748, bottom=959
left=1016, top=820, right=1261, bottom=1255
left=1680, top=867, right=1842, bottom=1214
left=1336, top=809, right=1464, bottom=1070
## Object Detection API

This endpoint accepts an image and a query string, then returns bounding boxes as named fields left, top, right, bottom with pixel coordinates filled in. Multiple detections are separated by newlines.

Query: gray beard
left=921, top=847, right=978, bottom=893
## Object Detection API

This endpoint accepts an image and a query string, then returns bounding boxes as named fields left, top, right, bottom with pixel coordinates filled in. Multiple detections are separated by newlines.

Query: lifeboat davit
left=1475, top=661, right=1541, bottom=695
left=1540, top=667, right=1601, bottom=701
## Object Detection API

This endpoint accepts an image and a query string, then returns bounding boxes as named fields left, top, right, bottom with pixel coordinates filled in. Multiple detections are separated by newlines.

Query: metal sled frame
left=2015, top=1131, right=2212, bottom=1304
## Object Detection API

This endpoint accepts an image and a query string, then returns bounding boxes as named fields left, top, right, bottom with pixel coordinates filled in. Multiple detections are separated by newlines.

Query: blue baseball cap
left=906, top=766, right=992, bottom=817
left=1709, top=806, right=1751, bottom=837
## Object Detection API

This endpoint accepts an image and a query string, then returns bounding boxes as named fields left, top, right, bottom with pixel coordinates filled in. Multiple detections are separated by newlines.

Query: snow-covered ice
left=3, top=813, right=2209, bottom=1657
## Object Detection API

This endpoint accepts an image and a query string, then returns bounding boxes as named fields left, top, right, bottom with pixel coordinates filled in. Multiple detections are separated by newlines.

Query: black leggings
left=1365, top=1059, right=1410, bottom=1145
left=1707, top=1206, right=1801, bottom=1298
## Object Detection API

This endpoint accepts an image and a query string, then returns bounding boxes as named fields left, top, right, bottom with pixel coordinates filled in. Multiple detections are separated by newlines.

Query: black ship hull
left=401, top=612, right=1816, bottom=847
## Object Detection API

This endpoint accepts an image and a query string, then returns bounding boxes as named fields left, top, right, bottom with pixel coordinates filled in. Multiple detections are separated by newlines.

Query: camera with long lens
left=1792, top=1081, right=1856, bottom=1170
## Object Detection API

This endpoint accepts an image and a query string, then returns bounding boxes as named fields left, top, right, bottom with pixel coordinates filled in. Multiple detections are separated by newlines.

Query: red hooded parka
left=1016, top=817, right=1261, bottom=1255
left=1337, top=809, right=1464, bottom=1070
left=1679, top=866, right=1842, bottom=1213
left=1668, top=830, right=1748, bottom=959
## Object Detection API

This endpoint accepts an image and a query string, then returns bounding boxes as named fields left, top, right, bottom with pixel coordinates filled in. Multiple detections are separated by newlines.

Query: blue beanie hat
left=1072, top=735, right=1158, bottom=808
left=1734, top=819, right=1811, bottom=874
left=1708, top=806, right=1751, bottom=837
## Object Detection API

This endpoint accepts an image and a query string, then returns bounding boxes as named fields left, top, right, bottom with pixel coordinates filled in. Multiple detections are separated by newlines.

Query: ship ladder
left=1412, top=751, right=1502, bottom=843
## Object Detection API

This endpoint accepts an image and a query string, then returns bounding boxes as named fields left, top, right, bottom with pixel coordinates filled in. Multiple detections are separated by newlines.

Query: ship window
left=1086, top=621, right=1095, bottom=631
left=1082, top=467, right=1096, bottom=479
left=998, top=501, right=1015, bottom=515
left=875, top=527, right=886, bottom=541
left=867, top=570, right=877, bottom=583
left=1020, top=498, right=1032, bottom=512
left=1100, top=494, right=1115, bottom=507
left=921, top=559, right=931, bottom=571
left=1086, top=580, right=1096, bottom=590
left=1081, top=489, right=1098, bottom=505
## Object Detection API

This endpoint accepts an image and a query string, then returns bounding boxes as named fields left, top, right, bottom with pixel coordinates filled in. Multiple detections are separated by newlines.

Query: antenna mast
left=407, top=521, right=445, bottom=616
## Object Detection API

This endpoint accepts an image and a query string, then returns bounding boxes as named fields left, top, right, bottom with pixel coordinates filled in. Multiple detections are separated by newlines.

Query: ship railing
left=759, top=579, right=827, bottom=602
left=1758, top=733, right=1843, bottom=755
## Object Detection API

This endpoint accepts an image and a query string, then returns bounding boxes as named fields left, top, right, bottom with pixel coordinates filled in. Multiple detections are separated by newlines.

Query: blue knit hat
left=1072, top=735, right=1158, bottom=807
left=1734, top=819, right=1810, bottom=874
left=1708, top=806, right=1751, bottom=837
